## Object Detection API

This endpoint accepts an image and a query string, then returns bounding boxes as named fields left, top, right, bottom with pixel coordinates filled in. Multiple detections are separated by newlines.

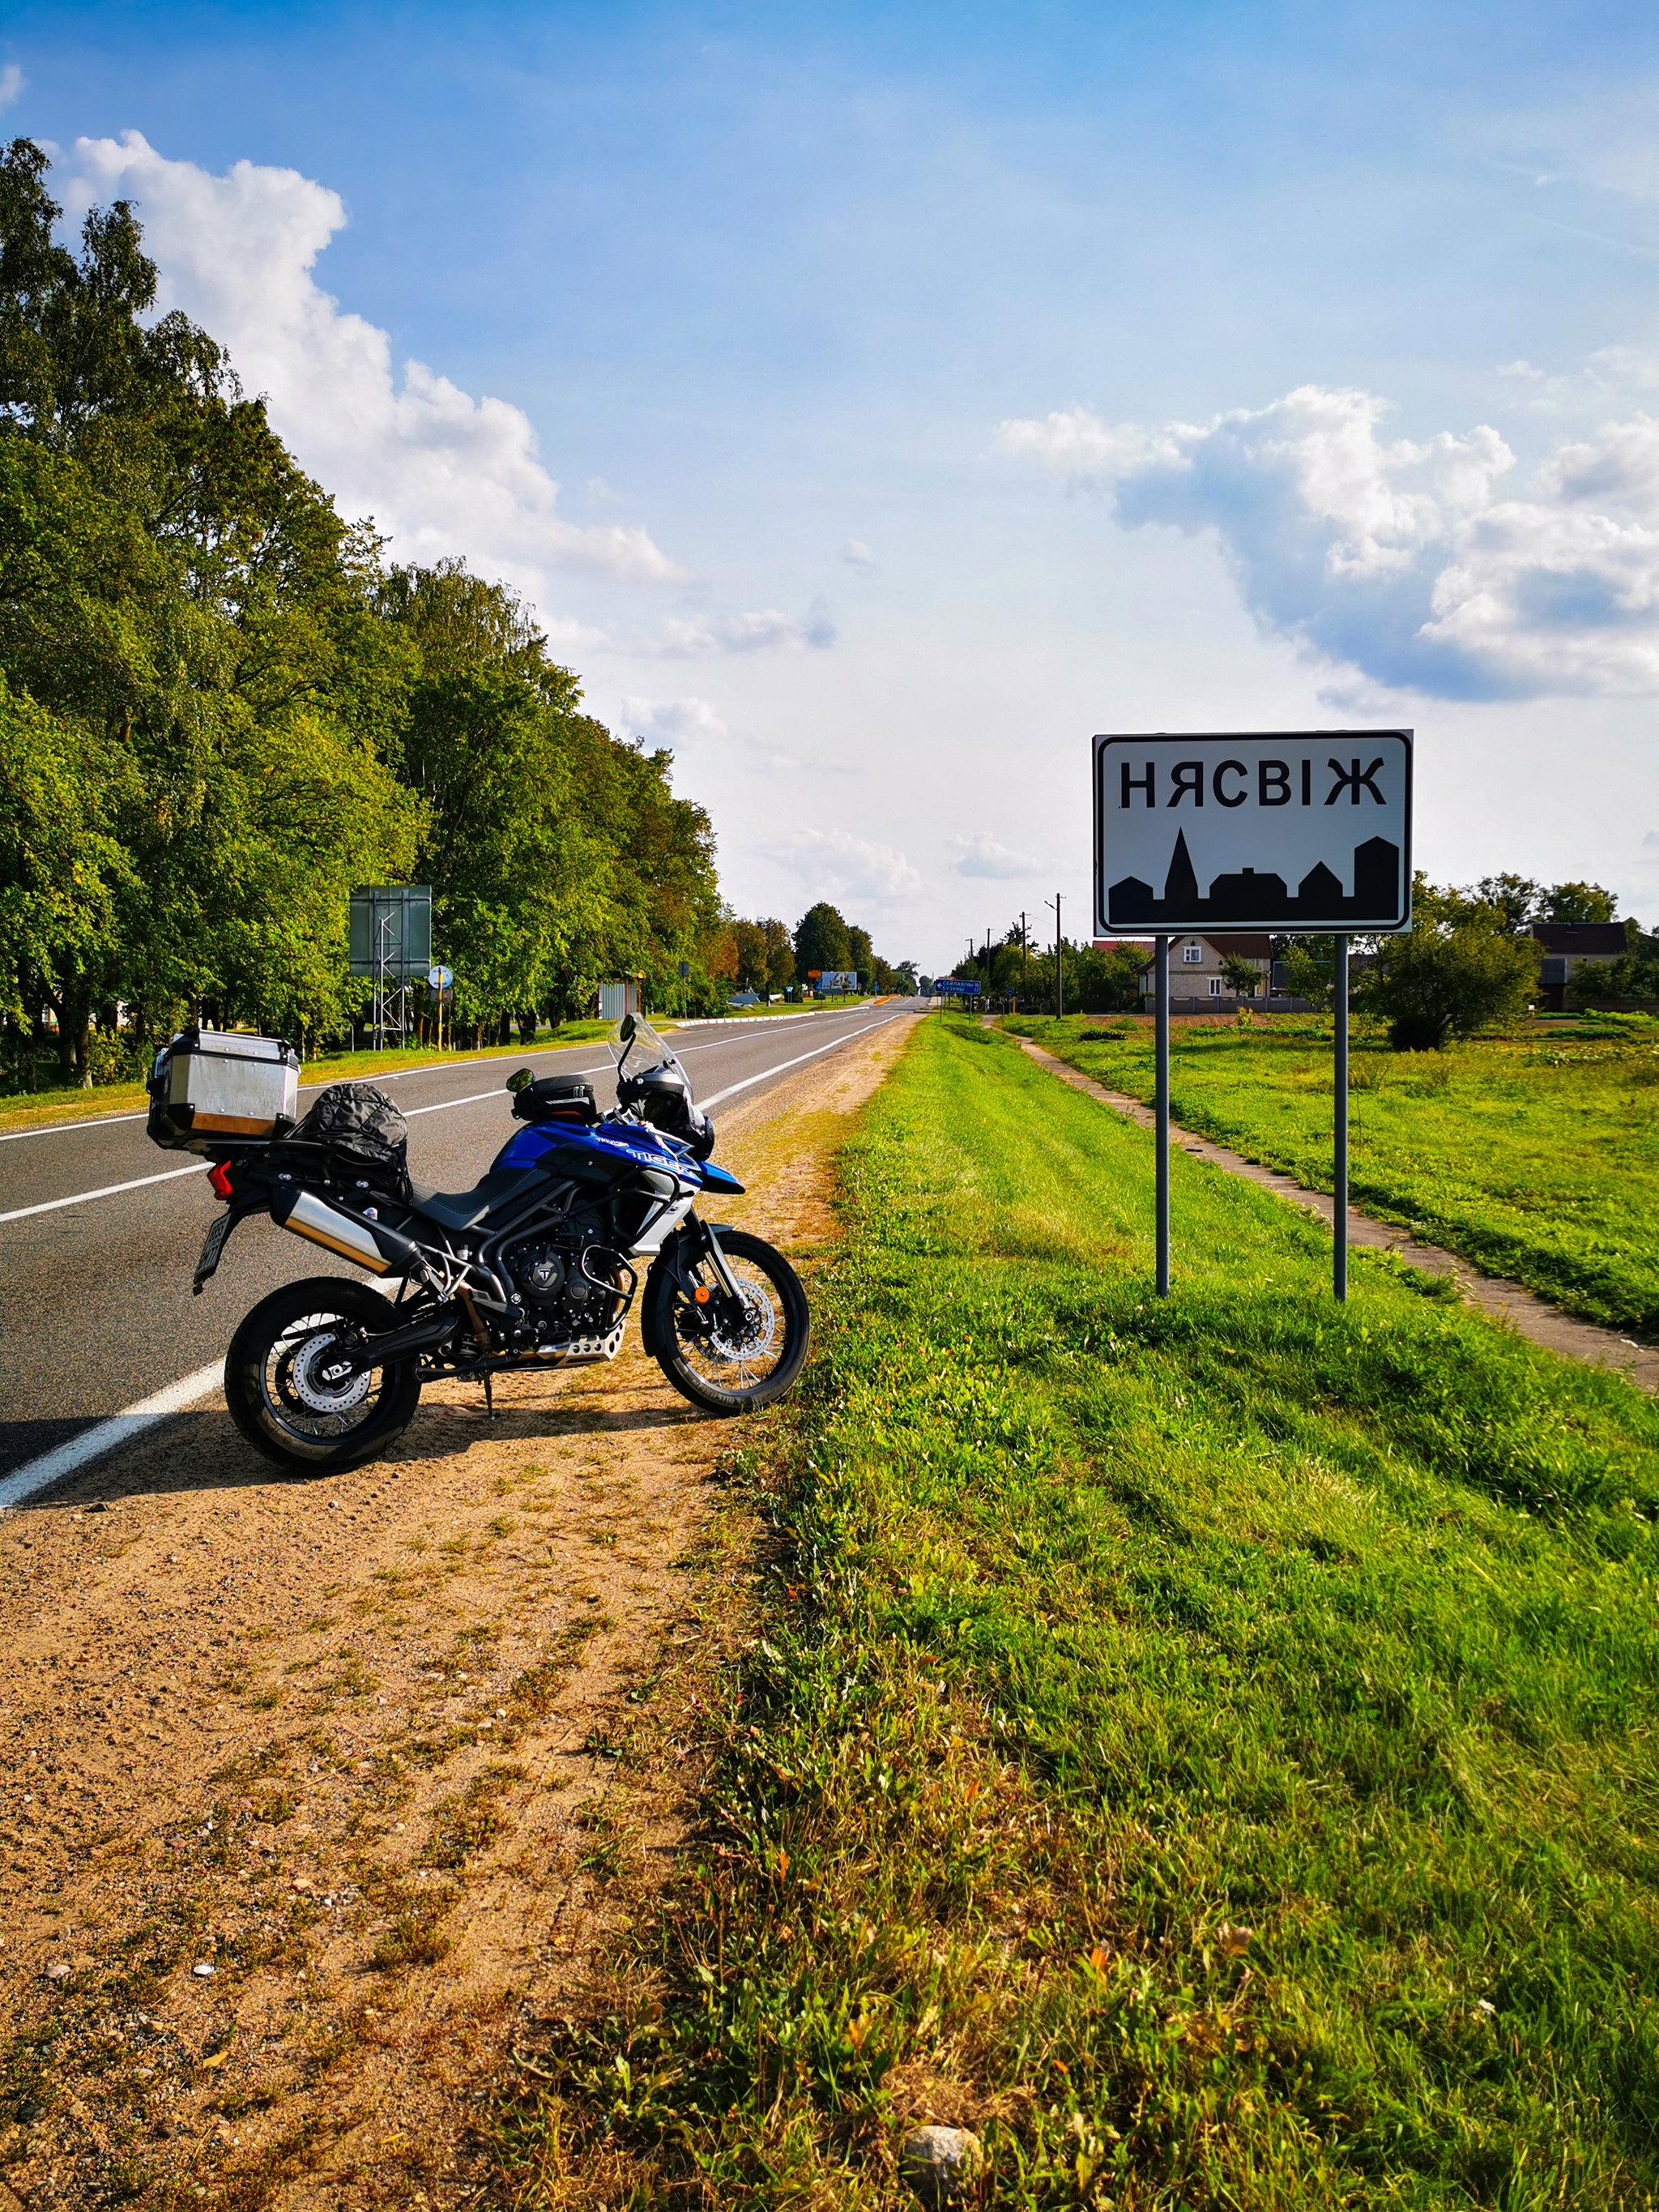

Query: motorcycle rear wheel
left=650, top=1230, right=810, bottom=1416
left=224, top=1275, right=421, bottom=1473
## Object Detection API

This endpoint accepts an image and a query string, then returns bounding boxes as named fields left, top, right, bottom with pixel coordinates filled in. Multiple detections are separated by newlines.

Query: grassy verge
left=1003, top=1010, right=1659, bottom=1338
left=497, top=1015, right=1659, bottom=2209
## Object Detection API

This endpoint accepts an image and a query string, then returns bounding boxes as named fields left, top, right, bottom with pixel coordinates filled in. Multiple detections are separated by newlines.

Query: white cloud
left=621, top=694, right=731, bottom=743
left=763, top=829, right=922, bottom=903
left=839, top=538, right=876, bottom=570
left=63, top=131, right=682, bottom=602
left=0, top=65, right=24, bottom=113
left=998, top=378, right=1659, bottom=698
left=952, top=832, right=1042, bottom=879
left=660, top=599, right=836, bottom=655
left=621, top=694, right=800, bottom=774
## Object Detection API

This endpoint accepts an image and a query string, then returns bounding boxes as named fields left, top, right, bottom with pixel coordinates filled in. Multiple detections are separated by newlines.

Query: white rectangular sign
left=1094, top=730, right=1413, bottom=936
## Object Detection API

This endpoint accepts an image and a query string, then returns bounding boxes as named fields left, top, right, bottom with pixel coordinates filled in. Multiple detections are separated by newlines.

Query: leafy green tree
left=1542, top=881, right=1618, bottom=925
left=1567, top=950, right=1659, bottom=1006
left=795, top=901, right=852, bottom=980
left=762, top=918, right=795, bottom=996
left=847, top=925, right=874, bottom=989
left=1, top=139, right=424, bottom=1068
left=1466, top=874, right=1544, bottom=934
left=1358, top=918, right=1539, bottom=1048
left=729, top=919, right=769, bottom=995
left=1218, top=951, right=1264, bottom=997
left=1282, top=937, right=1336, bottom=1009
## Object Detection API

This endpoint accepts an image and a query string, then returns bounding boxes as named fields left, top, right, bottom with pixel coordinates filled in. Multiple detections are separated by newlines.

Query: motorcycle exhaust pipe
left=269, top=1187, right=425, bottom=1278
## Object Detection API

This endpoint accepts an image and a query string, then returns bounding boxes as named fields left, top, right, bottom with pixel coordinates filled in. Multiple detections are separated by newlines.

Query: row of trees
left=0, top=138, right=725, bottom=1087
left=680, top=903, right=914, bottom=1008
left=955, top=874, right=1656, bottom=1044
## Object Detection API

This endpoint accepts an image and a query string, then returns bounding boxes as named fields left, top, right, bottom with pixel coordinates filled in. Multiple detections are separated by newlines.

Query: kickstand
left=483, top=1373, right=495, bottom=1421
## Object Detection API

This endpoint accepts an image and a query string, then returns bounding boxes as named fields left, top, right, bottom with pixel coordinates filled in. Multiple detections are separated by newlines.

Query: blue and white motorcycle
left=157, top=1016, right=809, bottom=1471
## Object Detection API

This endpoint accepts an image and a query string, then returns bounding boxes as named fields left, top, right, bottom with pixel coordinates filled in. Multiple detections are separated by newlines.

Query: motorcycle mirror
left=619, top=1014, right=636, bottom=1042
left=505, top=1066, right=533, bottom=1094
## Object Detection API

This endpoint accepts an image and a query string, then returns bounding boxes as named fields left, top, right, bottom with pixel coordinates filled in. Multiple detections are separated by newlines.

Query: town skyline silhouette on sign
left=1108, top=829, right=1401, bottom=927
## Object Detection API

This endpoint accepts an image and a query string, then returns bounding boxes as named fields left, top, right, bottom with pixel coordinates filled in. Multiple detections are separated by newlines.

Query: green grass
left=1004, top=1010, right=1659, bottom=1338
left=501, top=1018, right=1659, bottom=2209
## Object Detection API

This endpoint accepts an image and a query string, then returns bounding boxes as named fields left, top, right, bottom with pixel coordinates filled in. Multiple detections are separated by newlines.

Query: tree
left=1358, top=921, right=1538, bottom=1049
left=1466, top=874, right=1544, bottom=934
left=761, top=918, right=795, bottom=996
left=1567, top=949, right=1659, bottom=1006
left=1218, top=951, right=1264, bottom=997
left=1282, top=937, right=1335, bottom=1010
left=729, top=919, right=768, bottom=995
left=847, top=925, right=874, bottom=989
left=795, top=901, right=851, bottom=980
left=1542, top=881, right=1618, bottom=925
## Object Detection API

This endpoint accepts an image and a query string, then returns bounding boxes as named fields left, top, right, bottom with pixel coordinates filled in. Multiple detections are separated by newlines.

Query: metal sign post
left=1333, top=934, right=1350, bottom=1302
left=1093, top=732, right=1412, bottom=1300
left=1155, top=934, right=1170, bottom=1297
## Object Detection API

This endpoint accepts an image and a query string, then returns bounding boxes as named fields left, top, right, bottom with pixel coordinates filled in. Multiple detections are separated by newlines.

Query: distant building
left=1530, top=923, right=1628, bottom=1011
left=1132, top=933, right=1311, bottom=1012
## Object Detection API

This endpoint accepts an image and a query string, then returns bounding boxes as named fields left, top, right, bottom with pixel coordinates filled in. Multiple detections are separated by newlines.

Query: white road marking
left=699, top=1013, right=901, bottom=1108
left=0, top=1110, right=148, bottom=1142
left=0, top=1161, right=212, bottom=1223
left=0, top=1363, right=226, bottom=1514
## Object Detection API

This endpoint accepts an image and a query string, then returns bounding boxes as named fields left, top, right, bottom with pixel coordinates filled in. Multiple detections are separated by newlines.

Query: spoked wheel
left=650, top=1230, right=810, bottom=1416
left=224, top=1276, right=421, bottom=1473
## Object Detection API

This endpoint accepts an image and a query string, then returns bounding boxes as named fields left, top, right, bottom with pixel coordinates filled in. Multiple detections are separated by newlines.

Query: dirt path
left=0, top=1018, right=916, bottom=2212
left=1016, top=1036, right=1659, bottom=1394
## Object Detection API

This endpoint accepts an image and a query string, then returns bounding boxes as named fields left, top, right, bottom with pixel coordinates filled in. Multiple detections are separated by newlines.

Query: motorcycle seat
left=406, top=1164, right=539, bottom=1234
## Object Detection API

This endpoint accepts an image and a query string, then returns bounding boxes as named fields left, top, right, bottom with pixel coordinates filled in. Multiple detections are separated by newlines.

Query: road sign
left=935, top=978, right=981, bottom=997
left=1094, top=732, right=1412, bottom=937
left=428, top=964, right=452, bottom=991
left=349, top=885, right=433, bottom=976
left=677, top=959, right=689, bottom=979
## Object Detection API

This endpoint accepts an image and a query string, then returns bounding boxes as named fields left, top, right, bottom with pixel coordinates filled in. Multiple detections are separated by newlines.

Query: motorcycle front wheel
left=224, top=1275, right=422, bottom=1473
left=650, top=1230, right=810, bottom=1416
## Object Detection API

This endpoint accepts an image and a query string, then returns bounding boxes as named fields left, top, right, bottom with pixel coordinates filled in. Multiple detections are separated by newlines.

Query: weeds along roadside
left=488, top=1016, right=1659, bottom=2209
left=1005, top=1010, right=1659, bottom=1339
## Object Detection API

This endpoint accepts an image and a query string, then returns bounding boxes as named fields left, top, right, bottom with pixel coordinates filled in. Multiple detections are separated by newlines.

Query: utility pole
left=1046, top=895, right=1064, bottom=1018
left=1020, top=911, right=1028, bottom=990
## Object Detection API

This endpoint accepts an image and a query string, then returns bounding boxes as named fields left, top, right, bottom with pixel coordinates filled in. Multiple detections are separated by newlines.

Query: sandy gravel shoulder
left=0, top=1017, right=916, bottom=2212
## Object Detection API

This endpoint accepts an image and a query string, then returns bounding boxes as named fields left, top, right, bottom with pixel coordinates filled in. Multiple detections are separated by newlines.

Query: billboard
left=1094, top=732, right=1413, bottom=935
left=814, top=970, right=859, bottom=993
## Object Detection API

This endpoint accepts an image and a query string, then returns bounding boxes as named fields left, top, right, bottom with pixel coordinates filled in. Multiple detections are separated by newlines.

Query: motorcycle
left=151, top=1015, right=810, bottom=1472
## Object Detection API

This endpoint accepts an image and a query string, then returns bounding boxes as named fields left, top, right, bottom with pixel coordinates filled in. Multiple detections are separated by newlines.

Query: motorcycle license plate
left=194, top=1211, right=232, bottom=1287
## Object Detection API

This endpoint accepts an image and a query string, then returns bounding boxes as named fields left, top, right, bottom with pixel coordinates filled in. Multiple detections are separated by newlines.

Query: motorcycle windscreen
left=608, top=1015, right=705, bottom=1122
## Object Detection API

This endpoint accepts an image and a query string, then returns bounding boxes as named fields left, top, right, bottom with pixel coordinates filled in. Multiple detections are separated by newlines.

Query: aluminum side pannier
left=148, top=1030, right=300, bottom=1151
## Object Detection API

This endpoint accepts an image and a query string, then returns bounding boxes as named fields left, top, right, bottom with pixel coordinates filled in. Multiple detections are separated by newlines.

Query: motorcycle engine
left=508, top=1232, right=621, bottom=1339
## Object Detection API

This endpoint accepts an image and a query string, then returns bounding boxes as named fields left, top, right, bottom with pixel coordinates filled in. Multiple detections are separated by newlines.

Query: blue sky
left=11, top=2, right=1659, bottom=964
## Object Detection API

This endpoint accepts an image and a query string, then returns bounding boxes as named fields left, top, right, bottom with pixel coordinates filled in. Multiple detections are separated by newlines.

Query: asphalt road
left=0, top=1002, right=919, bottom=1483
